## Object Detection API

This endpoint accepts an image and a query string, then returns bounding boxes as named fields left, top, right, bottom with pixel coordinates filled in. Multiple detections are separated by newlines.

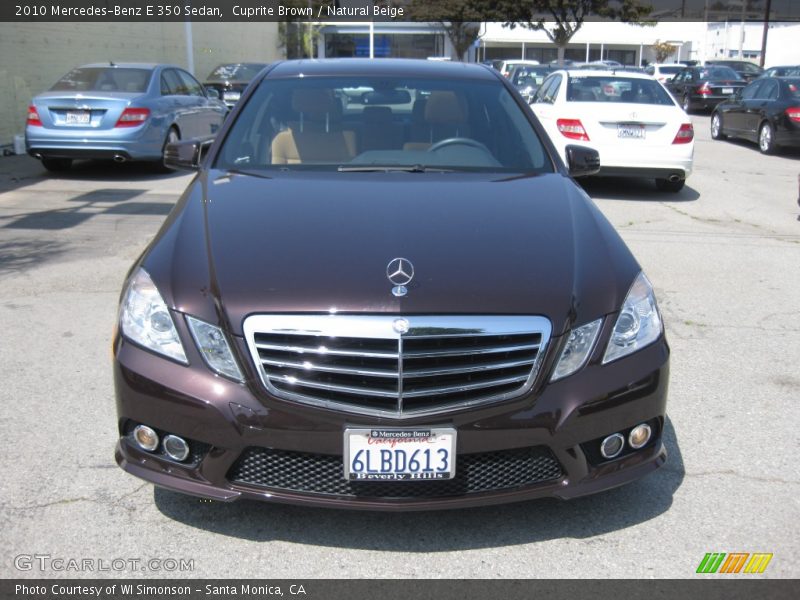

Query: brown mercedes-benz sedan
left=114, top=59, right=669, bottom=510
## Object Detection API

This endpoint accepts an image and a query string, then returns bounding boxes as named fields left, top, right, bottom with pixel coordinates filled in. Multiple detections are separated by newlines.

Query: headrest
left=291, top=89, right=339, bottom=116
left=362, top=106, right=392, bottom=124
left=424, top=91, right=467, bottom=124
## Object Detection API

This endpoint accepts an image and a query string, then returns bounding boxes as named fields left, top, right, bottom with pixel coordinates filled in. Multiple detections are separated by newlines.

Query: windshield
left=513, top=67, right=552, bottom=87
left=206, top=63, right=267, bottom=82
left=50, top=68, right=152, bottom=93
left=566, top=75, right=675, bottom=105
left=215, top=76, right=553, bottom=173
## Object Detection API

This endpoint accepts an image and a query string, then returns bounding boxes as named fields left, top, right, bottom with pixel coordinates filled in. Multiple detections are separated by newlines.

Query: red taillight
left=673, top=123, right=694, bottom=144
left=786, top=107, right=800, bottom=123
left=115, top=107, right=150, bottom=128
left=27, top=105, right=42, bottom=127
left=697, top=82, right=711, bottom=96
left=556, top=118, right=590, bottom=141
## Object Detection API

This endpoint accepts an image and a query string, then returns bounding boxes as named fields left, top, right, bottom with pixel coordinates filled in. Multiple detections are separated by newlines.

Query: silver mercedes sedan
left=26, top=62, right=226, bottom=171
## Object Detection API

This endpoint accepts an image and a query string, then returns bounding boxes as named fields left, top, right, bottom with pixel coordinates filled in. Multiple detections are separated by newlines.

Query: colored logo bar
left=696, top=553, right=773, bottom=574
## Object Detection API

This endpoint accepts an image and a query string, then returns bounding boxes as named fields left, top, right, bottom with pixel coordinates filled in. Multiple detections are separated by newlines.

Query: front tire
left=758, top=121, right=777, bottom=154
left=41, top=158, right=72, bottom=172
left=710, top=113, right=726, bottom=140
left=655, top=178, right=685, bottom=193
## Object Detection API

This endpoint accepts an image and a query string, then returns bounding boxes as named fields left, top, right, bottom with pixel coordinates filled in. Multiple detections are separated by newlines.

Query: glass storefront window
left=326, top=34, right=445, bottom=59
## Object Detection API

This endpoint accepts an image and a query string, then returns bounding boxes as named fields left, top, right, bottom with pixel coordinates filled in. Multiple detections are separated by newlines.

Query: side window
left=759, top=79, right=779, bottom=100
left=533, top=75, right=555, bottom=103
left=742, top=80, right=764, bottom=100
left=162, top=69, right=184, bottom=96
left=160, top=73, right=174, bottom=96
left=543, top=75, right=562, bottom=104
left=178, top=70, right=205, bottom=97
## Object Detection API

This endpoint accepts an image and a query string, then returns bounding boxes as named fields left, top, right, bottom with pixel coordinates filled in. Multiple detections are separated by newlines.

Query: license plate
left=618, top=124, right=645, bottom=139
left=722, top=87, right=734, bottom=95
left=223, top=91, right=241, bottom=101
left=344, top=428, right=456, bottom=481
left=65, top=110, right=90, bottom=125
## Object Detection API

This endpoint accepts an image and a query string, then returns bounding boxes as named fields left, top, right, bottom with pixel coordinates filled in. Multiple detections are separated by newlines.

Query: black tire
left=758, top=121, right=777, bottom=154
left=655, top=178, right=685, bottom=193
left=157, top=127, right=180, bottom=172
left=710, top=112, right=726, bottom=140
left=682, top=94, right=692, bottom=114
left=41, top=158, right=72, bottom=172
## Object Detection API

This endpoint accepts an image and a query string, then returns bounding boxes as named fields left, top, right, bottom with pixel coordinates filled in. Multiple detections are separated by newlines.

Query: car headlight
left=551, top=318, right=602, bottom=381
left=186, top=316, right=243, bottom=381
left=120, top=268, right=187, bottom=363
left=603, top=272, right=663, bottom=364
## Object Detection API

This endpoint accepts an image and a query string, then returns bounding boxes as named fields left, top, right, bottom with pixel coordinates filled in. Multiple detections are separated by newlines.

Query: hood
left=147, top=170, right=640, bottom=337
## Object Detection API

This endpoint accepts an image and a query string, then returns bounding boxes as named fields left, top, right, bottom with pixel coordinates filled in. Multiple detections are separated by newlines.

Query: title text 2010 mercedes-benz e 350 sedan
left=114, top=59, right=669, bottom=510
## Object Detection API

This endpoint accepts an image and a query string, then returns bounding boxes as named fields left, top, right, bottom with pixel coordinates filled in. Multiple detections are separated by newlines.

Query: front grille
left=228, top=446, right=563, bottom=498
left=243, top=315, right=551, bottom=417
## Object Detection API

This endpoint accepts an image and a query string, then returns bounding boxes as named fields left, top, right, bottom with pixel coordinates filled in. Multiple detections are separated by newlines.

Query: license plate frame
left=223, top=91, right=241, bottom=102
left=344, top=427, right=457, bottom=481
left=618, top=123, right=646, bottom=139
left=65, top=110, right=91, bottom=125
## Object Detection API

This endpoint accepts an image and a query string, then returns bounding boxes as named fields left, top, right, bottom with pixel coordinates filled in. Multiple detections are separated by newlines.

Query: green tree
left=407, top=0, right=493, bottom=61
left=278, top=0, right=325, bottom=59
left=651, top=40, right=678, bottom=63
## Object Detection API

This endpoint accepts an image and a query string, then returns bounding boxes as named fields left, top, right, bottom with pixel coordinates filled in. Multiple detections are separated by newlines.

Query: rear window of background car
left=567, top=76, right=675, bottom=105
left=50, top=68, right=151, bottom=93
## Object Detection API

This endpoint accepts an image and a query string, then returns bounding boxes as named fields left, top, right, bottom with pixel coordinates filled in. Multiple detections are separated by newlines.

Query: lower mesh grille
left=228, top=446, right=563, bottom=498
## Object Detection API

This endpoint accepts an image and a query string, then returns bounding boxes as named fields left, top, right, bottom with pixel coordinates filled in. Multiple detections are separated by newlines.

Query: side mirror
left=163, top=138, right=214, bottom=171
left=205, top=87, right=220, bottom=100
left=565, top=145, right=600, bottom=178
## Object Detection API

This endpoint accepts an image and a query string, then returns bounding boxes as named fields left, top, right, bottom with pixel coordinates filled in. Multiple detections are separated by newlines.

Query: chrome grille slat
left=403, top=358, right=537, bottom=378
left=401, top=375, right=532, bottom=398
left=255, top=342, right=398, bottom=359
left=261, top=358, right=398, bottom=378
left=402, top=343, right=540, bottom=359
left=274, top=376, right=399, bottom=398
left=244, top=315, right=552, bottom=418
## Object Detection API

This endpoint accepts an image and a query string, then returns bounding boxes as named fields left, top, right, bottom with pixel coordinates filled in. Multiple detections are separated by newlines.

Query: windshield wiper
left=337, top=164, right=454, bottom=173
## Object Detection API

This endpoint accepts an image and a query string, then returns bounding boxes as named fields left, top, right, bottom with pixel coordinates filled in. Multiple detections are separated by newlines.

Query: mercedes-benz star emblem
left=392, top=318, right=410, bottom=334
left=386, top=258, right=414, bottom=297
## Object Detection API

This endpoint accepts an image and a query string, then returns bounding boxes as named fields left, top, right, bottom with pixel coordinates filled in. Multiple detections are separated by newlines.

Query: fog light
left=628, top=423, right=652, bottom=449
left=163, top=435, right=190, bottom=462
left=600, top=433, right=625, bottom=459
left=133, top=425, right=159, bottom=452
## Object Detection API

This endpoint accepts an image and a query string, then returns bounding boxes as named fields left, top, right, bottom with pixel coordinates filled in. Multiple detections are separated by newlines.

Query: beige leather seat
left=271, top=89, right=356, bottom=164
left=403, top=91, right=469, bottom=151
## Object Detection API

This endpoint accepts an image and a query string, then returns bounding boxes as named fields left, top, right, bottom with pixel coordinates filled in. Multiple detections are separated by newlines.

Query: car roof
left=559, top=69, right=655, bottom=80
left=266, top=59, right=498, bottom=81
left=78, top=62, right=171, bottom=70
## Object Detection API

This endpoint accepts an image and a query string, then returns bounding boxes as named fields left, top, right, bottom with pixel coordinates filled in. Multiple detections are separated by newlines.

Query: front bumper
left=114, top=324, right=670, bottom=511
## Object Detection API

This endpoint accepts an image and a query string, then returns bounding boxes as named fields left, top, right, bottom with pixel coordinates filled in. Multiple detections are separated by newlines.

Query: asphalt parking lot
left=1, top=114, right=798, bottom=579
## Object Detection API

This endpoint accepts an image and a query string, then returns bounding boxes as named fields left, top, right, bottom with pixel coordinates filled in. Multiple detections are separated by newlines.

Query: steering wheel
left=428, top=137, right=492, bottom=154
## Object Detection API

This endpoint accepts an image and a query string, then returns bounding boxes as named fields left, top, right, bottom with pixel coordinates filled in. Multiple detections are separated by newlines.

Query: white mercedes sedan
left=529, top=69, right=694, bottom=192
